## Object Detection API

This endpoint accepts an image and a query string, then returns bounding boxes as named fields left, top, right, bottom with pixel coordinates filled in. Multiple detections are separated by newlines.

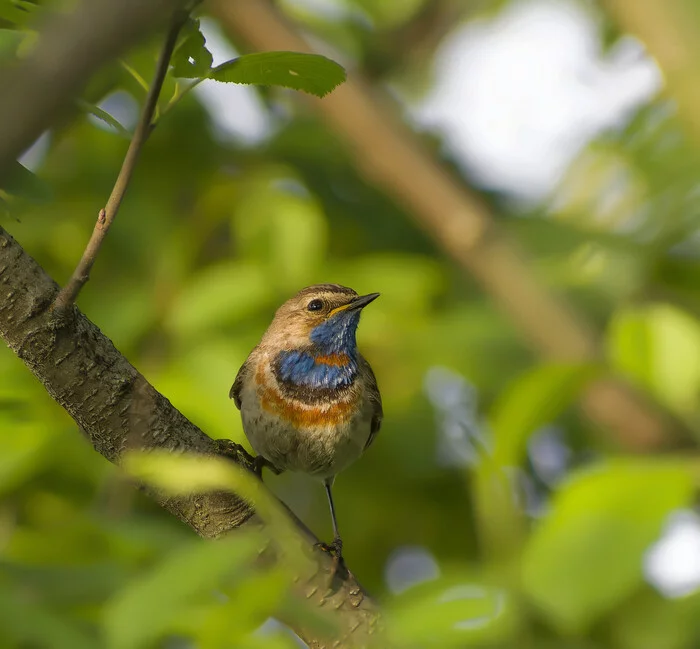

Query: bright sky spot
left=645, top=510, right=700, bottom=598
left=385, top=545, right=440, bottom=594
left=413, top=0, right=662, bottom=200
left=195, top=18, right=273, bottom=145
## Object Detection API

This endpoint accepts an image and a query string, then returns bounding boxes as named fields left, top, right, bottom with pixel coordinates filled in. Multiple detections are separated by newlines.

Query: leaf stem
left=54, top=10, right=189, bottom=311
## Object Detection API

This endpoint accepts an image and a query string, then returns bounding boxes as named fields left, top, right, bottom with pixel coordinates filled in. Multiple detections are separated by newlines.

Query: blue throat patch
left=276, top=311, right=361, bottom=389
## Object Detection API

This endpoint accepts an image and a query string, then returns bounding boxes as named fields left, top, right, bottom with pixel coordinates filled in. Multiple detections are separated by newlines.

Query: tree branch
left=211, top=0, right=691, bottom=452
left=0, top=226, right=381, bottom=648
left=53, top=11, right=189, bottom=310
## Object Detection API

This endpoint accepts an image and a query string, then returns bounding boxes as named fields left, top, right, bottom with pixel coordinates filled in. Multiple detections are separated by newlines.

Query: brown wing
left=229, top=350, right=256, bottom=410
left=361, top=356, right=383, bottom=450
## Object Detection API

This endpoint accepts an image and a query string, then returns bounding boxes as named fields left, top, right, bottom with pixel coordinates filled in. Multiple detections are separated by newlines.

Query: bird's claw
left=316, top=536, right=343, bottom=561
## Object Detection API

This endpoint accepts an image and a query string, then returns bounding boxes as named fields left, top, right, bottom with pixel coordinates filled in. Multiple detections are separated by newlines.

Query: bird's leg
left=211, top=439, right=282, bottom=479
left=316, top=479, right=344, bottom=563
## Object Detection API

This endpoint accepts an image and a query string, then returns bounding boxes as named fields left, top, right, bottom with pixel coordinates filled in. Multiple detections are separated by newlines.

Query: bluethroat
left=230, top=284, right=382, bottom=560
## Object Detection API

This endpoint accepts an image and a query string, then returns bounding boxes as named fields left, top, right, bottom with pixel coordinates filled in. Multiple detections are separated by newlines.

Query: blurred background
left=3, top=0, right=700, bottom=646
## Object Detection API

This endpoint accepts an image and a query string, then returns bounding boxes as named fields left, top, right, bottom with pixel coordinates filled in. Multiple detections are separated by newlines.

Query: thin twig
left=53, top=10, right=189, bottom=311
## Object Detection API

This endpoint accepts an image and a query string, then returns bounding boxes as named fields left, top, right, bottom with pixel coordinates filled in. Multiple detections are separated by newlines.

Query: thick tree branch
left=0, top=0, right=187, bottom=179
left=54, top=10, right=189, bottom=310
left=0, top=226, right=381, bottom=648
left=211, top=0, right=690, bottom=452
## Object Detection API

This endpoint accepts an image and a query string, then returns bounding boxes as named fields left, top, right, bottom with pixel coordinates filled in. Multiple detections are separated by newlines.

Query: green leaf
left=521, top=460, right=694, bottom=632
left=167, top=260, right=273, bottom=337
left=0, top=27, right=26, bottom=57
left=0, top=0, right=35, bottom=25
left=0, top=583, right=95, bottom=649
left=611, top=588, right=700, bottom=649
left=2, top=160, right=51, bottom=202
left=171, top=17, right=213, bottom=78
left=74, top=99, right=130, bottom=138
left=103, top=533, right=262, bottom=649
left=387, top=574, right=516, bottom=647
left=490, top=363, right=600, bottom=466
left=608, top=304, right=700, bottom=415
left=210, top=51, right=346, bottom=98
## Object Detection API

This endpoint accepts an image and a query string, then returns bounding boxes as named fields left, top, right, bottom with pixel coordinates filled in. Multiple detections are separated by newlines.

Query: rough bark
left=0, top=225, right=381, bottom=648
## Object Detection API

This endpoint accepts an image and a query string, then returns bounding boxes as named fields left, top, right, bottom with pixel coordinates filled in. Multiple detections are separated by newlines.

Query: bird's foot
left=316, top=536, right=343, bottom=561
left=211, top=440, right=283, bottom=480
left=316, top=537, right=347, bottom=579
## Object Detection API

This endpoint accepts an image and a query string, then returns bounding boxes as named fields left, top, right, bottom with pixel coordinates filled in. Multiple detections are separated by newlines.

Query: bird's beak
left=329, top=293, right=380, bottom=317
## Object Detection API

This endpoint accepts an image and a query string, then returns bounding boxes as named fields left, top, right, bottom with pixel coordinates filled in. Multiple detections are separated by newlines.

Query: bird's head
left=264, top=284, right=379, bottom=355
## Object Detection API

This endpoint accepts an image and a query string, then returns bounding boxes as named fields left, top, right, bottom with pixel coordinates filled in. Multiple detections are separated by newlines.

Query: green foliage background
left=3, top=0, right=700, bottom=647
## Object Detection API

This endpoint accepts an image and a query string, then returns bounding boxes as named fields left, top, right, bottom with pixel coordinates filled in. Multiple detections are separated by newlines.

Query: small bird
left=230, top=284, right=382, bottom=559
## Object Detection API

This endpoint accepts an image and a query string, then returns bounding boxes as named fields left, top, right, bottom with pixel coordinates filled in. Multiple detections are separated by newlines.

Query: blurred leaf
left=491, top=363, right=600, bottom=466
left=0, top=0, right=35, bottom=25
left=232, top=177, right=328, bottom=291
left=387, top=574, right=516, bottom=647
left=191, top=566, right=292, bottom=648
left=167, top=260, right=273, bottom=337
left=210, top=52, right=346, bottom=98
left=75, top=99, right=130, bottom=138
left=0, top=26, right=25, bottom=57
left=521, top=460, right=694, bottom=632
left=611, top=588, right=700, bottom=649
left=0, top=419, right=54, bottom=494
left=103, top=533, right=261, bottom=649
left=0, top=581, right=95, bottom=649
left=2, top=160, right=51, bottom=201
left=171, top=17, right=213, bottom=78
left=608, top=303, right=700, bottom=414
left=122, top=452, right=299, bottom=545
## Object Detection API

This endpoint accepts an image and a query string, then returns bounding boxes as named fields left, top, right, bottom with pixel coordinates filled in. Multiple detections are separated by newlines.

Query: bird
left=230, top=284, right=382, bottom=560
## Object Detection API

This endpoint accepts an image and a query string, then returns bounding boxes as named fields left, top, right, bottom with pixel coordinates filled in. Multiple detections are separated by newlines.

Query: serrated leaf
left=522, top=460, right=694, bottom=632
left=2, top=160, right=51, bottom=202
left=75, top=99, right=130, bottom=138
left=171, top=17, right=213, bottom=78
left=210, top=51, right=346, bottom=98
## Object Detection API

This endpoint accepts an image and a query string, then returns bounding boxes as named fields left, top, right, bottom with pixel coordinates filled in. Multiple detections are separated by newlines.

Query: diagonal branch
left=0, top=225, right=381, bottom=648
left=211, top=0, right=691, bottom=452
left=53, top=10, right=189, bottom=310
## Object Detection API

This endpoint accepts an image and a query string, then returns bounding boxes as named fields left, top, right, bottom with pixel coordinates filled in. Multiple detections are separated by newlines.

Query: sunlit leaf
left=522, top=460, right=694, bottom=632
left=608, top=304, right=700, bottom=414
left=122, top=452, right=298, bottom=544
left=210, top=51, right=346, bottom=98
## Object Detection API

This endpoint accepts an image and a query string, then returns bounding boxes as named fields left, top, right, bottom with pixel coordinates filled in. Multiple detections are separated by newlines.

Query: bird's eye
left=307, top=299, right=324, bottom=312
